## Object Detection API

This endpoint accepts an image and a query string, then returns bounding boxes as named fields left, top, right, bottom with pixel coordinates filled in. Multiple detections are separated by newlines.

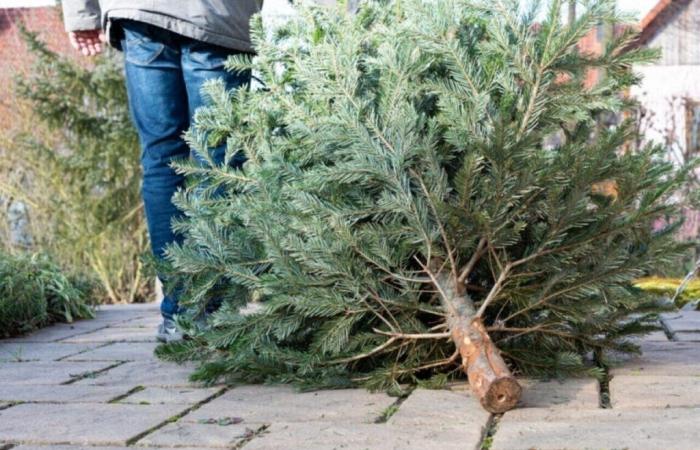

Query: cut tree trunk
left=436, top=274, right=522, bottom=413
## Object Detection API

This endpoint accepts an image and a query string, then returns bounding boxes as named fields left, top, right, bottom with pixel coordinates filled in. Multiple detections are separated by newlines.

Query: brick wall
left=0, top=6, right=80, bottom=128
left=577, top=24, right=629, bottom=89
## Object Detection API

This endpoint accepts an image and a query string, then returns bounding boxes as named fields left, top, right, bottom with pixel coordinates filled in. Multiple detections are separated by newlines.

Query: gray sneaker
left=156, top=317, right=185, bottom=343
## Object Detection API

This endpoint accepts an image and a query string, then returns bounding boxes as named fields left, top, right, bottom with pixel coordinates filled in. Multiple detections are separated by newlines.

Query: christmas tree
left=159, top=0, right=690, bottom=412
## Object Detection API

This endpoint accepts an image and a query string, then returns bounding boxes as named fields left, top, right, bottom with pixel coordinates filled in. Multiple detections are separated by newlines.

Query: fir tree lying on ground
left=158, top=0, right=691, bottom=412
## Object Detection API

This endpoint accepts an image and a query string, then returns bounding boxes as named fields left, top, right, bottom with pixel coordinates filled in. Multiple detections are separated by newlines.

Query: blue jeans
left=119, top=20, right=249, bottom=319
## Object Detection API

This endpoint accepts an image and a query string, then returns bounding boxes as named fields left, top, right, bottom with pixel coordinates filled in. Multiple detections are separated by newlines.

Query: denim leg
left=120, top=21, right=189, bottom=320
left=181, top=41, right=251, bottom=168
left=180, top=41, right=251, bottom=313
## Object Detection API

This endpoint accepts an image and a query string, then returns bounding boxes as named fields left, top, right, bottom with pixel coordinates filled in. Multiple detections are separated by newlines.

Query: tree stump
left=437, top=274, right=521, bottom=413
left=453, top=317, right=521, bottom=413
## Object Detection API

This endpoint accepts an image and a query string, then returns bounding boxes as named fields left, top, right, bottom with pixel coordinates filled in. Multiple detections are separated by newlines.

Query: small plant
left=376, top=404, right=400, bottom=423
left=0, top=251, right=95, bottom=338
left=634, top=276, right=700, bottom=309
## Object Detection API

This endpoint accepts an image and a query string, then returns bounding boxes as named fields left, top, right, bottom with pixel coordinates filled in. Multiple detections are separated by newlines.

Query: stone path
left=1, top=304, right=699, bottom=450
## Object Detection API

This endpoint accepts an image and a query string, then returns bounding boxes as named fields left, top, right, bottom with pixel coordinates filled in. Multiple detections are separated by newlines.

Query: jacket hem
left=64, top=15, right=102, bottom=32
left=104, top=9, right=254, bottom=53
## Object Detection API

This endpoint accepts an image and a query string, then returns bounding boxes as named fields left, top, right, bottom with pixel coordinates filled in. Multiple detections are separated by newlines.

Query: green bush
left=0, top=26, right=151, bottom=304
left=0, top=251, right=95, bottom=338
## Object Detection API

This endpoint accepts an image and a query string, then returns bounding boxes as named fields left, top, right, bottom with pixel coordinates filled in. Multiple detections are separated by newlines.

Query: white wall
left=617, top=0, right=657, bottom=18
left=631, top=65, right=700, bottom=152
left=632, top=64, right=700, bottom=241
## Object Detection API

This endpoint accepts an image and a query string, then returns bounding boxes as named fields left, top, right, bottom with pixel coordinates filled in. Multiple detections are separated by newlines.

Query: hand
left=68, top=30, right=105, bottom=56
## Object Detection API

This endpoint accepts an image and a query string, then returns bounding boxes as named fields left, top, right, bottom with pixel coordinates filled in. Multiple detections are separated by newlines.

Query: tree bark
left=436, top=274, right=521, bottom=413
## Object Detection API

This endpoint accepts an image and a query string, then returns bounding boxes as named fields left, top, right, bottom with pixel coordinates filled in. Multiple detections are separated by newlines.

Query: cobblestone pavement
left=1, top=304, right=699, bottom=450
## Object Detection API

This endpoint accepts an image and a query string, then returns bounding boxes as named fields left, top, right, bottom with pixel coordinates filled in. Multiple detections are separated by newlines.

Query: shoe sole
left=156, top=332, right=185, bottom=344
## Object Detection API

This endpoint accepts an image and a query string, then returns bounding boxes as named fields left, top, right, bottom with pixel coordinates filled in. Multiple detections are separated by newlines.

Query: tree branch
left=457, top=237, right=487, bottom=285
left=373, top=328, right=451, bottom=340
left=475, top=262, right=512, bottom=317
left=412, top=169, right=460, bottom=285
left=328, top=337, right=398, bottom=365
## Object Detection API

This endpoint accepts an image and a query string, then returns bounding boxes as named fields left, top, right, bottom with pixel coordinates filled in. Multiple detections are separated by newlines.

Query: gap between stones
left=659, top=317, right=678, bottom=341
left=233, top=423, right=271, bottom=449
left=478, top=363, right=616, bottom=448
left=64, top=339, right=157, bottom=350
left=54, top=342, right=115, bottom=362
left=49, top=310, right=153, bottom=344
left=61, top=361, right=128, bottom=385
left=2, top=341, right=114, bottom=363
left=595, top=318, right=678, bottom=409
left=125, top=386, right=231, bottom=446
left=477, top=413, right=500, bottom=450
left=1, top=323, right=113, bottom=346
left=598, top=368, right=612, bottom=409
left=0, top=402, right=22, bottom=412
left=108, top=385, right=146, bottom=404
left=50, top=324, right=114, bottom=343
left=374, top=390, right=412, bottom=424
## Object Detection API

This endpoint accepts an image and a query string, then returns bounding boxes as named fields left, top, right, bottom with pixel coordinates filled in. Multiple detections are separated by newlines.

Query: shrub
left=0, top=251, right=95, bottom=338
left=0, top=28, right=151, bottom=304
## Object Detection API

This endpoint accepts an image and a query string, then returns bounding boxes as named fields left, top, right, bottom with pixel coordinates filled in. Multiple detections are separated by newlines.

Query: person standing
left=62, top=0, right=263, bottom=342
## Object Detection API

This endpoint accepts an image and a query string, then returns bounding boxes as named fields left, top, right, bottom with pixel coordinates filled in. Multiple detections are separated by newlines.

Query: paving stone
left=610, top=375, right=700, bottom=409
left=244, top=422, right=472, bottom=450
left=106, top=315, right=161, bottom=329
left=675, top=331, right=700, bottom=342
left=14, top=446, right=132, bottom=450
left=0, top=342, right=97, bottom=362
left=374, top=389, right=490, bottom=450
left=0, top=384, right=130, bottom=403
left=61, top=327, right=157, bottom=343
left=97, top=302, right=160, bottom=312
left=119, top=386, right=222, bottom=405
left=90, top=312, right=156, bottom=325
left=662, top=311, right=700, bottom=333
left=91, top=309, right=151, bottom=320
left=611, top=341, right=700, bottom=376
left=0, top=402, right=185, bottom=445
left=93, top=304, right=158, bottom=316
left=492, top=407, right=700, bottom=450
left=86, top=318, right=148, bottom=329
left=93, top=308, right=152, bottom=317
left=0, top=361, right=119, bottom=385
left=16, top=447, right=212, bottom=450
left=73, top=360, right=198, bottom=387
left=4, top=321, right=110, bottom=343
left=136, top=421, right=256, bottom=447
left=64, top=342, right=158, bottom=361
left=517, top=378, right=600, bottom=409
left=389, top=388, right=491, bottom=429
left=188, top=386, right=395, bottom=424
left=1, top=305, right=699, bottom=449
left=639, top=330, right=669, bottom=341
